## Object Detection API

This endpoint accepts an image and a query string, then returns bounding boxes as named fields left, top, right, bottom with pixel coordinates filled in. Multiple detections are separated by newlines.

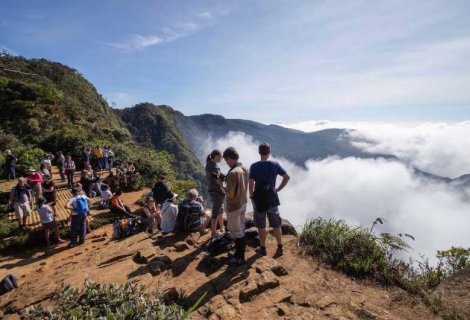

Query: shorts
left=254, top=205, right=282, bottom=229
left=42, top=220, right=57, bottom=230
left=14, top=203, right=32, bottom=219
left=209, top=192, right=225, bottom=219
left=226, top=204, right=246, bottom=238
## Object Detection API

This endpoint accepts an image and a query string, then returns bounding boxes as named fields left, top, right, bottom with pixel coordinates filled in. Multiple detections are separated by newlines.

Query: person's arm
left=249, top=179, right=255, bottom=199
left=223, top=174, right=236, bottom=199
left=65, top=198, right=74, bottom=209
left=275, top=173, right=290, bottom=193
left=143, top=206, right=151, bottom=218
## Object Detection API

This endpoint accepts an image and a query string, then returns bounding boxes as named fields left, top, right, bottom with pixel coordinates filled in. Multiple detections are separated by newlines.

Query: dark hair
left=223, top=147, right=239, bottom=160
left=37, top=197, right=46, bottom=207
left=115, top=189, right=122, bottom=196
left=259, top=143, right=271, bottom=156
left=206, top=149, right=222, bottom=163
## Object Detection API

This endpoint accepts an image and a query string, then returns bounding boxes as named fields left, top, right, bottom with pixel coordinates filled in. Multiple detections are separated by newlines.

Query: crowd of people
left=5, top=142, right=290, bottom=266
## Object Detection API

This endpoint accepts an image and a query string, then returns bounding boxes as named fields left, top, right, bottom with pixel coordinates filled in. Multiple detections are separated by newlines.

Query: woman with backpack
left=205, top=149, right=226, bottom=238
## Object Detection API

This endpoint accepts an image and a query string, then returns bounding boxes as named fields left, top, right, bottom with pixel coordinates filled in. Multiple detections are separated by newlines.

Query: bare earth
left=0, top=192, right=439, bottom=319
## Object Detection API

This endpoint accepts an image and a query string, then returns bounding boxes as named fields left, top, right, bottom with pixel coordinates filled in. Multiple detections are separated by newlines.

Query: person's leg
left=267, top=207, right=283, bottom=256
left=22, top=203, right=30, bottom=228
left=44, top=226, right=50, bottom=246
left=15, top=204, right=23, bottom=229
left=254, top=208, right=268, bottom=255
left=78, top=215, right=86, bottom=244
left=53, top=220, right=64, bottom=242
left=218, top=213, right=225, bottom=232
left=70, top=215, right=78, bottom=245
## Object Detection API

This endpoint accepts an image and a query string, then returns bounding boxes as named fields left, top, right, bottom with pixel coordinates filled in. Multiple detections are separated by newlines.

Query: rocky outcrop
left=434, top=265, right=470, bottom=319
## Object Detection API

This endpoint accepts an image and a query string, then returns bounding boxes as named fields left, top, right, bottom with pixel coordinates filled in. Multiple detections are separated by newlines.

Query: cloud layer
left=200, top=131, right=470, bottom=263
left=283, top=121, right=470, bottom=178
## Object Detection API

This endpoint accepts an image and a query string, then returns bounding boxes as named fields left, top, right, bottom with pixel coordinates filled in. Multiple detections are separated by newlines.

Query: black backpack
left=0, top=274, right=18, bottom=296
left=176, top=203, right=202, bottom=232
left=206, top=232, right=234, bottom=255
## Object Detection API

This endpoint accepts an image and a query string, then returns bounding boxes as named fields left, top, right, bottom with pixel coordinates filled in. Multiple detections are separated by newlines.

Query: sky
left=1, top=0, right=470, bottom=122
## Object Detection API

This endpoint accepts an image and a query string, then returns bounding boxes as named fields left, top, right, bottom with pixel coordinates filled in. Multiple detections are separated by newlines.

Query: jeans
left=6, top=165, right=15, bottom=180
left=108, top=157, right=114, bottom=172
left=58, top=166, right=65, bottom=181
left=70, top=214, right=86, bottom=245
left=66, top=171, right=74, bottom=189
left=103, top=157, right=108, bottom=170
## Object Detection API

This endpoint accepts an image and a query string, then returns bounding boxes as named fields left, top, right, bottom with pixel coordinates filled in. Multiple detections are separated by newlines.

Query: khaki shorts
left=226, top=204, right=246, bottom=239
left=14, top=203, right=32, bottom=219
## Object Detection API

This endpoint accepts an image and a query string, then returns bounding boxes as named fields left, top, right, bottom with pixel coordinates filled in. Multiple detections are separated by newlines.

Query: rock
left=268, top=287, right=292, bottom=304
left=147, top=255, right=172, bottom=276
left=271, top=265, right=288, bottom=276
left=277, top=304, right=289, bottom=316
left=257, top=270, right=280, bottom=292
left=281, top=218, right=297, bottom=236
left=434, top=265, right=470, bottom=320
left=316, top=295, right=337, bottom=310
left=215, top=304, right=237, bottom=319
left=174, top=241, right=190, bottom=252
left=239, top=280, right=260, bottom=302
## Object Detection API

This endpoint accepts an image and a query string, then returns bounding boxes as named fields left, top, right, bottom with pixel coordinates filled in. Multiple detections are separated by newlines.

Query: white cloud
left=107, top=34, right=163, bottom=51
left=282, top=121, right=470, bottom=178
left=200, top=131, right=470, bottom=263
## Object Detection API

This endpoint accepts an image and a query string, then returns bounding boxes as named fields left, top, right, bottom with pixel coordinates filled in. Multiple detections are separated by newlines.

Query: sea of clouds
left=199, top=122, right=470, bottom=263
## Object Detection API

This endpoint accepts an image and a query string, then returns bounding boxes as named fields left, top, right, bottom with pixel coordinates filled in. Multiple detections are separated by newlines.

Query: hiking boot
left=274, top=246, right=284, bottom=258
left=227, top=256, right=245, bottom=266
left=255, top=246, right=267, bottom=256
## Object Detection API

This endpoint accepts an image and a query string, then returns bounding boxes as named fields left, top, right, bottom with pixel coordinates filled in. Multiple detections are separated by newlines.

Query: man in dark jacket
left=152, top=175, right=170, bottom=206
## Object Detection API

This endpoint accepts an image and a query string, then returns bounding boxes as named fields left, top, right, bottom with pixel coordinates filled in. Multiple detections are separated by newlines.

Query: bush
left=25, top=280, right=190, bottom=320
left=298, top=218, right=409, bottom=282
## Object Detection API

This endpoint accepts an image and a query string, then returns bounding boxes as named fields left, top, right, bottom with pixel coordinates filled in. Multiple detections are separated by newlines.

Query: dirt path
left=0, top=218, right=439, bottom=320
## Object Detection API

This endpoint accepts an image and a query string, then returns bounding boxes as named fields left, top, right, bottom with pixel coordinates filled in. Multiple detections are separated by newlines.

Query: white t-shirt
left=101, top=190, right=112, bottom=202
left=38, top=205, right=54, bottom=224
left=160, top=201, right=178, bottom=233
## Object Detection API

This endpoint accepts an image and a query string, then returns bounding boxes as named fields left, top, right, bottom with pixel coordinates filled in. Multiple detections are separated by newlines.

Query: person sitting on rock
left=37, top=197, right=65, bottom=247
left=100, top=184, right=113, bottom=208
left=110, top=189, right=133, bottom=217
left=152, top=175, right=170, bottom=207
left=160, top=192, right=179, bottom=233
left=140, top=197, right=160, bottom=234
left=177, top=189, right=211, bottom=232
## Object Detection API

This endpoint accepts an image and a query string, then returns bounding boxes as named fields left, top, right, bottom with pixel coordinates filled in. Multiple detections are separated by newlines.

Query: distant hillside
left=0, top=55, right=196, bottom=190
left=116, top=103, right=204, bottom=181
left=174, top=113, right=395, bottom=165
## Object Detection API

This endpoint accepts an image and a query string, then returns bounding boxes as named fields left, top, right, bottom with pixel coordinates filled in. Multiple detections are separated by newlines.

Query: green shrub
left=25, top=280, right=188, bottom=320
left=298, top=218, right=410, bottom=282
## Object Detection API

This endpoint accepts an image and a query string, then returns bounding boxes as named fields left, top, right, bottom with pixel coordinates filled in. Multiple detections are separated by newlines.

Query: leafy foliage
left=25, top=280, right=188, bottom=320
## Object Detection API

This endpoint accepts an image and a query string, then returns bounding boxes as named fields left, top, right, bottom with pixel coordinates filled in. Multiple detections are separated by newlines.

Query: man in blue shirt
left=249, top=143, right=290, bottom=257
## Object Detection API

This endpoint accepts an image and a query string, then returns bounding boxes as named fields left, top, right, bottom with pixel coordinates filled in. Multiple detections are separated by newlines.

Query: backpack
left=206, top=232, right=234, bottom=255
left=113, top=217, right=142, bottom=239
left=75, top=197, right=89, bottom=215
left=0, top=274, right=18, bottom=296
left=176, top=202, right=202, bottom=232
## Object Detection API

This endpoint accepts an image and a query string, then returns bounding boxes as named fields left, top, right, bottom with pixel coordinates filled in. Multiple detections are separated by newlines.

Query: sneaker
left=227, top=256, right=245, bottom=266
left=255, top=246, right=267, bottom=256
left=274, top=246, right=284, bottom=258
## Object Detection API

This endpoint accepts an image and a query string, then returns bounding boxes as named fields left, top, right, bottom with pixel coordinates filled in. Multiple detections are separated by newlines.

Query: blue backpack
left=75, top=197, right=89, bottom=215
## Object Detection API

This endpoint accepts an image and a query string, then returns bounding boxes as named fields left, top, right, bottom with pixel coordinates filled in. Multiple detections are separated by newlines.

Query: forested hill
left=0, top=54, right=198, bottom=190
left=174, top=112, right=395, bottom=166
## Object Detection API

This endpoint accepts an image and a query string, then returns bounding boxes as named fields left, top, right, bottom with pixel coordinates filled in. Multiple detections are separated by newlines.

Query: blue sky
left=1, top=0, right=470, bottom=122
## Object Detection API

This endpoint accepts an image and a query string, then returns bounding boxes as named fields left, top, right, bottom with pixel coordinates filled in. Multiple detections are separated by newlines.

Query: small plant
left=25, top=280, right=189, bottom=320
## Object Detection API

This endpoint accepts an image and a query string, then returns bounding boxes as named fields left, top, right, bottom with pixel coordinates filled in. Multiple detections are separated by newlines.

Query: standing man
left=4, top=150, right=17, bottom=181
left=9, top=178, right=32, bottom=230
left=56, top=151, right=66, bottom=181
left=222, top=147, right=249, bottom=266
left=249, top=143, right=290, bottom=257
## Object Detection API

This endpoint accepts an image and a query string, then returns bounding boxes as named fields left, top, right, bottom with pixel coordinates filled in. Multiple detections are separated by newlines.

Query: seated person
left=125, top=162, right=136, bottom=186
left=100, top=184, right=113, bottom=208
left=160, top=192, right=178, bottom=233
left=177, top=189, right=211, bottom=232
left=110, top=189, right=133, bottom=217
left=140, top=197, right=160, bottom=234
left=37, top=197, right=65, bottom=247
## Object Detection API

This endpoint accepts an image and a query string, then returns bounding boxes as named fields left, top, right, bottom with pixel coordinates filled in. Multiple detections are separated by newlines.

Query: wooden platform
left=8, top=188, right=110, bottom=230
left=2, top=166, right=115, bottom=230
